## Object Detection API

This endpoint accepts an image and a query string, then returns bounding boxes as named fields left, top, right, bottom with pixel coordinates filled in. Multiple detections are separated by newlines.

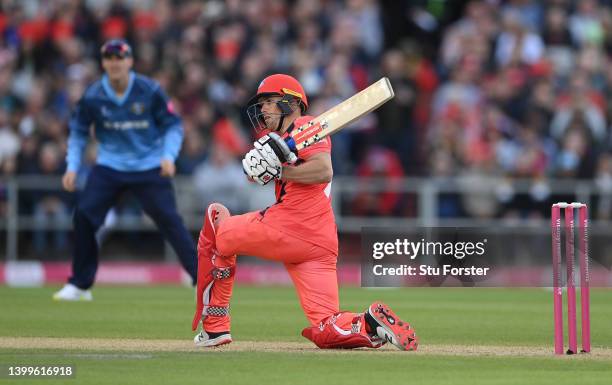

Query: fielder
left=192, top=74, right=418, bottom=350
left=54, top=39, right=197, bottom=301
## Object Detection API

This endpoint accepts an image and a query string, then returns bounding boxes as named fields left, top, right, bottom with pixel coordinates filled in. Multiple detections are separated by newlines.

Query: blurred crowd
left=0, top=0, right=611, bottom=253
left=425, top=0, right=612, bottom=220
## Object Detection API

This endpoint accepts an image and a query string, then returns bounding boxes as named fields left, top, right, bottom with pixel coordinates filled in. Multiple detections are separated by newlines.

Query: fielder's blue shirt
left=66, top=71, right=183, bottom=172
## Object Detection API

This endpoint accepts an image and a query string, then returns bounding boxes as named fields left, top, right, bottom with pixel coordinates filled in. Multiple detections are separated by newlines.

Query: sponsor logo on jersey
left=130, top=102, right=145, bottom=115
left=103, top=120, right=150, bottom=130
left=101, top=106, right=111, bottom=117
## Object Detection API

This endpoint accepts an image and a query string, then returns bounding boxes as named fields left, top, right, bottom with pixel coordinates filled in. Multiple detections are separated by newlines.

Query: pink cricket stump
left=579, top=205, right=591, bottom=353
left=551, top=205, right=564, bottom=355
left=565, top=206, right=578, bottom=354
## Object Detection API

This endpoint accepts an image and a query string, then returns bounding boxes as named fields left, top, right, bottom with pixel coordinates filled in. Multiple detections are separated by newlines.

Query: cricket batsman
left=192, top=74, right=418, bottom=351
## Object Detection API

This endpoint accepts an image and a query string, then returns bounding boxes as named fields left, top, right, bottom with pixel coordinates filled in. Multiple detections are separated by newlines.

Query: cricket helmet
left=246, top=74, right=308, bottom=132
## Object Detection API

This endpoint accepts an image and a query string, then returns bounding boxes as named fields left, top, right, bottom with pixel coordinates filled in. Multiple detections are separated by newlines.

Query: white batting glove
left=242, top=148, right=282, bottom=185
left=254, top=133, right=298, bottom=165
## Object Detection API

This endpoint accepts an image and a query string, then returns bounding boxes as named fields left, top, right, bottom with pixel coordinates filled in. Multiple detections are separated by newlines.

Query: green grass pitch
left=1, top=285, right=611, bottom=384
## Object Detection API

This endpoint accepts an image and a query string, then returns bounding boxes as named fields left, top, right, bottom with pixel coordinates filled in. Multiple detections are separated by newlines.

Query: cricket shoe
left=365, top=302, right=418, bottom=351
left=194, top=330, right=232, bottom=347
left=52, top=283, right=93, bottom=301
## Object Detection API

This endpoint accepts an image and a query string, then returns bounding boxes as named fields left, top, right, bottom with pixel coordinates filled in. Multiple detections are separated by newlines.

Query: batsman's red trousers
left=203, top=211, right=339, bottom=332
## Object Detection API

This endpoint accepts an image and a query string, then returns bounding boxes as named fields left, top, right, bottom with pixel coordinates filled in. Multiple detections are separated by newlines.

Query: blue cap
left=100, top=39, right=132, bottom=58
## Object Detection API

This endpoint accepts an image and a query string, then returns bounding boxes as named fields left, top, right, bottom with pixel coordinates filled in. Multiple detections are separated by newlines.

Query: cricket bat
left=285, top=77, right=394, bottom=152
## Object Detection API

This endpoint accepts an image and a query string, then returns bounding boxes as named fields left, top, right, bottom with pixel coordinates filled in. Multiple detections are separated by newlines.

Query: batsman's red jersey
left=260, top=116, right=338, bottom=255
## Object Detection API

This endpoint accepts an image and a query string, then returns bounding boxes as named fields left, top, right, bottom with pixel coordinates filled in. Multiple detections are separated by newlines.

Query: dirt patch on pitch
left=1, top=337, right=610, bottom=359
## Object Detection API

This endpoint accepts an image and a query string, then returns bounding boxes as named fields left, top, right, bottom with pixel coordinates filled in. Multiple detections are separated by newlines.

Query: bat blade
left=288, top=77, right=394, bottom=151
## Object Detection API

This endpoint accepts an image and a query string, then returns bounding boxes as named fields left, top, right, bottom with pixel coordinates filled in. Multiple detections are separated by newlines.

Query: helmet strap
left=277, top=115, right=285, bottom=132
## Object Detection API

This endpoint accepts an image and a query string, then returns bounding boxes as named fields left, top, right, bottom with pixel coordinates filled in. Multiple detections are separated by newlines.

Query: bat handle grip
left=285, top=137, right=297, bottom=153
